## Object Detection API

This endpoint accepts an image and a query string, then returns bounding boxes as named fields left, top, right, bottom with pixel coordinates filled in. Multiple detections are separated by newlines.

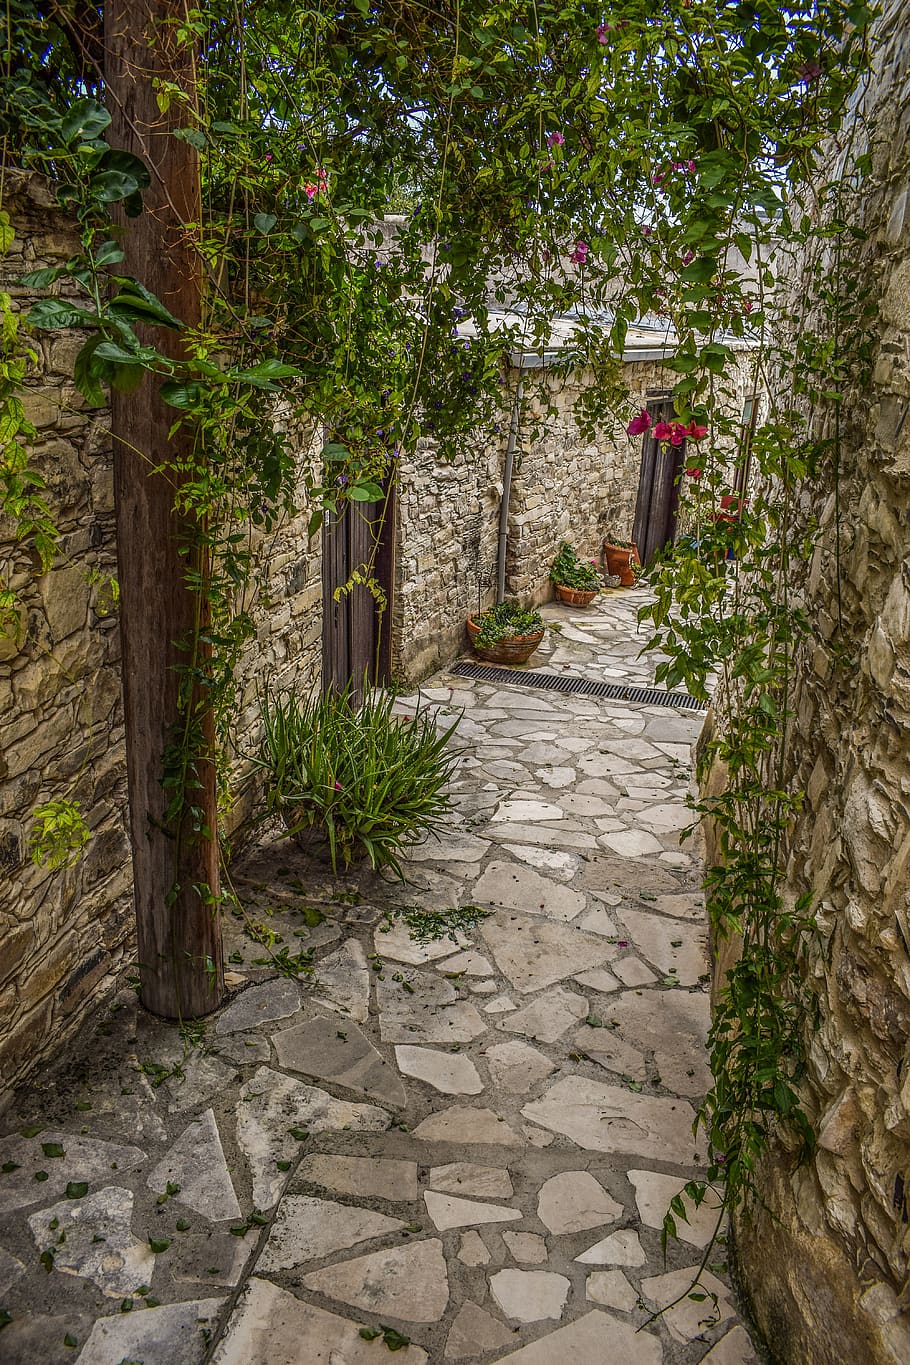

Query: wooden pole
left=105, top=0, right=224, bottom=1017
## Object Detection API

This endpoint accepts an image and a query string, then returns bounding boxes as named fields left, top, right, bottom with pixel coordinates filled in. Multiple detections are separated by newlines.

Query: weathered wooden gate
left=632, top=391, right=686, bottom=567
left=322, top=493, right=394, bottom=694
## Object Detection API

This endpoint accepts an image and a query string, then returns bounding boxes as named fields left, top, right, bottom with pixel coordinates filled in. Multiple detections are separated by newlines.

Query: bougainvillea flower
left=669, top=422, right=687, bottom=445
left=653, top=421, right=674, bottom=441
left=682, top=249, right=694, bottom=265
left=798, top=59, right=823, bottom=82
left=626, top=409, right=652, bottom=435
left=596, top=22, right=611, bottom=42
left=652, top=171, right=665, bottom=185
left=685, top=421, right=708, bottom=439
left=570, top=240, right=589, bottom=264
left=686, top=467, right=703, bottom=479
left=686, top=159, right=697, bottom=172
left=547, top=131, right=565, bottom=147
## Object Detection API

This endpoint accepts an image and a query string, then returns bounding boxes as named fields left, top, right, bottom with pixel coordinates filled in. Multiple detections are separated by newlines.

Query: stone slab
left=474, top=861, right=586, bottom=925
left=274, top=1015, right=407, bottom=1107
left=424, top=1191, right=521, bottom=1230
left=236, top=1067, right=391, bottom=1208
left=28, top=1186, right=155, bottom=1298
left=148, top=1108, right=241, bottom=1221
left=0, top=1246, right=26, bottom=1295
left=298, top=1154, right=419, bottom=1202
left=395, top=1045, right=483, bottom=1094
left=314, top=938, right=371, bottom=1021
left=498, top=987, right=589, bottom=1043
left=481, top=911, right=611, bottom=993
left=258, top=1195, right=405, bottom=1270
left=522, top=1076, right=704, bottom=1163
left=75, top=1296, right=224, bottom=1365
left=640, top=1266, right=734, bottom=1344
left=412, top=1106, right=521, bottom=1146
left=215, top=978, right=302, bottom=1035
left=502, top=1232, right=548, bottom=1263
left=429, top=1162, right=514, bottom=1198
left=575, top=1228, right=646, bottom=1266
left=585, top=1269, right=639, bottom=1311
left=376, top=969, right=487, bottom=1044
left=489, top=1270, right=570, bottom=1322
left=628, top=1169, right=724, bottom=1248
left=375, top=920, right=471, bottom=965
left=490, top=1309, right=662, bottom=1364
left=0, top=1131, right=146, bottom=1214
left=457, top=1230, right=491, bottom=1266
left=484, top=1041, right=556, bottom=1094
left=537, top=1171, right=623, bottom=1235
left=212, top=1277, right=428, bottom=1364
left=445, top=1300, right=515, bottom=1358
left=302, top=1238, right=449, bottom=1322
left=617, top=910, right=708, bottom=986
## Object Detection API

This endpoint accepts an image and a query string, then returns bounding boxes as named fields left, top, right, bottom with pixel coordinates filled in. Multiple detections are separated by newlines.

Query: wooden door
left=322, top=491, right=394, bottom=695
left=632, top=394, right=686, bottom=567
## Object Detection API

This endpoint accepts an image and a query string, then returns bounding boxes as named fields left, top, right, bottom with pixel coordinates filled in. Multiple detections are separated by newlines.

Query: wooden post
left=105, top=0, right=224, bottom=1017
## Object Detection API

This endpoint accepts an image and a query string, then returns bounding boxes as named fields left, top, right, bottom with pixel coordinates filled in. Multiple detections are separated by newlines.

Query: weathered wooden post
left=105, top=0, right=224, bottom=1017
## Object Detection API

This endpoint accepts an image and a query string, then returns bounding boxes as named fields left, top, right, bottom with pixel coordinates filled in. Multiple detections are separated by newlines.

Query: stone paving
left=0, top=588, right=759, bottom=1365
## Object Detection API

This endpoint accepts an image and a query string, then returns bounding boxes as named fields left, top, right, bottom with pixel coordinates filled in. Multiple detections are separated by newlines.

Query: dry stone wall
left=718, top=6, right=910, bottom=1360
left=0, top=174, right=322, bottom=1102
left=0, top=173, right=130, bottom=1101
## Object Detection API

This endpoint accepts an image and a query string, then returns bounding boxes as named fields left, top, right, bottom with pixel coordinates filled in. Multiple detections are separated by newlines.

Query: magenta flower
left=626, top=409, right=652, bottom=436
left=686, top=466, right=703, bottom=479
left=264, top=152, right=273, bottom=163
left=570, top=240, right=589, bottom=264
left=682, top=249, right=694, bottom=265
left=686, top=159, right=697, bottom=172
left=547, top=131, right=565, bottom=147
left=305, top=183, right=319, bottom=200
left=653, top=420, right=674, bottom=441
left=743, top=300, right=754, bottom=313
left=334, top=780, right=342, bottom=790
left=596, top=22, right=611, bottom=43
left=686, top=421, right=708, bottom=440
left=669, top=423, right=687, bottom=446
left=652, top=171, right=665, bottom=186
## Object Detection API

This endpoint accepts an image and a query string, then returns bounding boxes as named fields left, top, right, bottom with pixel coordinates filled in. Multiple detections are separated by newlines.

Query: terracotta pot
left=603, top=541, right=640, bottom=587
left=554, top=584, right=598, bottom=607
left=466, top=615, right=544, bottom=664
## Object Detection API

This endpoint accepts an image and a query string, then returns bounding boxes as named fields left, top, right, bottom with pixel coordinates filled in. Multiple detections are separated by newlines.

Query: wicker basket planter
left=466, top=615, right=545, bottom=664
left=603, top=540, right=640, bottom=587
left=554, top=584, right=598, bottom=607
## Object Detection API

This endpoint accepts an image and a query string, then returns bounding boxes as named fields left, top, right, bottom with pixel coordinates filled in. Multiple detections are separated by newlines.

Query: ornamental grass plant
left=256, top=683, right=461, bottom=880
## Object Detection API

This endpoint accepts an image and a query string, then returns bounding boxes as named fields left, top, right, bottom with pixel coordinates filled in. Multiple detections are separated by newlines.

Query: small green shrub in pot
left=255, top=683, right=460, bottom=880
left=469, top=600, right=544, bottom=649
left=550, top=542, right=602, bottom=592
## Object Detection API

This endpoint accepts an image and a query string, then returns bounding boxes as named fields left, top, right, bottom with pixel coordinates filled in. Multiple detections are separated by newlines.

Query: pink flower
left=652, top=171, right=665, bottom=186
left=686, top=466, right=703, bottom=479
left=686, top=421, right=708, bottom=440
left=305, top=183, right=319, bottom=200
left=641, top=225, right=653, bottom=237
left=686, top=159, right=697, bottom=172
left=653, top=421, right=674, bottom=441
left=743, top=300, right=753, bottom=313
left=798, top=59, right=823, bottom=82
left=547, top=131, right=565, bottom=147
left=682, top=249, right=694, bottom=265
left=669, top=422, right=687, bottom=446
left=264, top=153, right=273, bottom=163
left=334, top=780, right=342, bottom=790
left=596, top=22, right=611, bottom=43
left=626, top=409, right=652, bottom=436
left=570, top=240, right=589, bottom=264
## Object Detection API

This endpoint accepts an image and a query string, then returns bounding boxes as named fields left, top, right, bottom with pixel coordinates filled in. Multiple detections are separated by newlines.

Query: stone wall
left=716, top=5, right=910, bottom=1359
left=0, top=175, right=323, bottom=1102
left=0, top=172, right=131, bottom=1102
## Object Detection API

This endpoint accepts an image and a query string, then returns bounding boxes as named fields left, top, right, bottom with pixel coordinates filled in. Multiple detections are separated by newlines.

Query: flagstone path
left=0, top=588, right=759, bottom=1365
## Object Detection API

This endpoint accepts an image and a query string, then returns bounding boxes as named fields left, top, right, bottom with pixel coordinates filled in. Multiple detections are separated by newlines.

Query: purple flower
left=547, top=131, right=565, bottom=147
left=570, top=240, right=589, bottom=264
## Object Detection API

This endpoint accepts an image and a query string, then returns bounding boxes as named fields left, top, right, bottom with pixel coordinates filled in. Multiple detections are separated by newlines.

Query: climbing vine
left=1, top=0, right=878, bottom=1230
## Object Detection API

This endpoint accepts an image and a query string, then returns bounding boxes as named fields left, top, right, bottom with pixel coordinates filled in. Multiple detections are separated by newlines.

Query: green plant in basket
left=255, top=683, right=461, bottom=879
left=471, top=600, right=544, bottom=649
left=550, top=543, right=601, bottom=592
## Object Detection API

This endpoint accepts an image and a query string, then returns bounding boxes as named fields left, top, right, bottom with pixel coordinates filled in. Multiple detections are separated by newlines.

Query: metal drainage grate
left=451, top=661, right=708, bottom=711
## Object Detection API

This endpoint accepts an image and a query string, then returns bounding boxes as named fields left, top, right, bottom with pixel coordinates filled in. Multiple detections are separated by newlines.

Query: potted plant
left=466, top=600, right=545, bottom=664
left=602, top=534, right=641, bottom=587
left=255, top=682, right=460, bottom=880
left=550, top=542, right=602, bottom=606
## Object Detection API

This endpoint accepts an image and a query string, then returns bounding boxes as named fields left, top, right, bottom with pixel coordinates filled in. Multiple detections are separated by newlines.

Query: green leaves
left=357, top=1325, right=412, bottom=1352
left=65, top=1181, right=88, bottom=1199
left=253, top=212, right=277, bottom=235
left=61, top=99, right=111, bottom=144
left=148, top=1237, right=171, bottom=1254
left=27, top=300, right=98, bottom=330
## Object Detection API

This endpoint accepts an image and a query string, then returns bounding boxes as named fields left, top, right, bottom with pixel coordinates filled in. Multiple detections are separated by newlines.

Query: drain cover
left=450, top=661, right=708, bottom=711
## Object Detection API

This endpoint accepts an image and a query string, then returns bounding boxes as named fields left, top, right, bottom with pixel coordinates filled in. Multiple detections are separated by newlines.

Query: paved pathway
left=0, top=589, right=758, bottom=1364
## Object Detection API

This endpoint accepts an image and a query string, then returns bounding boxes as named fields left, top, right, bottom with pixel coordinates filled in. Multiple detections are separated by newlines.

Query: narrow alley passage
left=0, top=589, right=756, bottom=1364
